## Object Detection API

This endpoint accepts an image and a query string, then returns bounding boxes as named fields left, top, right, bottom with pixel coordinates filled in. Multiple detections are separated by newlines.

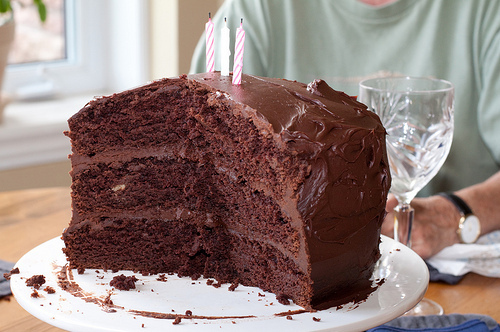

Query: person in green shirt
left=190, top=0, right=500, bottom=259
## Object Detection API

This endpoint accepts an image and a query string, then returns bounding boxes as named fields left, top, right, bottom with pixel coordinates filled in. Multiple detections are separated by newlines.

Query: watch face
left=460, top=215, right=481, bottom=244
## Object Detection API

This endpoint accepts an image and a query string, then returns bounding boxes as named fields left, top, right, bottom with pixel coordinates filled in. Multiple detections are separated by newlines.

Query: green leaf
left=0, top=0, right=46, bottom=22
left=34, top=0, right=46, bottom=22
left=0, top=0, right=12, bottom=14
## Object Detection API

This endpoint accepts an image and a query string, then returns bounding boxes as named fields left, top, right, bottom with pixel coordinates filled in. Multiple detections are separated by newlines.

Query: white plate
left=11, top=235, right=428, bottom=332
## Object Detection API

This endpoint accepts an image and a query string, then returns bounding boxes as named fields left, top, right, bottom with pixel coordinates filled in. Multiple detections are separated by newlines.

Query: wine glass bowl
left=359, top=76, right=454, bottom=316
left=359, top=77, right=454, bottom=245
left=380, top=81, right=453, bottom=202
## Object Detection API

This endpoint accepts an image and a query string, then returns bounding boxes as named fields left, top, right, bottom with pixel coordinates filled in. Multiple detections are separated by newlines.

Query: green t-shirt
left=190, top=0, right=500, bottom=196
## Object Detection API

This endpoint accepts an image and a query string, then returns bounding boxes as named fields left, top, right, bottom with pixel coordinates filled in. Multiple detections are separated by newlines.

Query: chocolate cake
left=62, top=72, right=391, bottom=310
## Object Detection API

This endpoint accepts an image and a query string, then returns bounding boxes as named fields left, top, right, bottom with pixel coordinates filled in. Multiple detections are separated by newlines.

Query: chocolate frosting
left=189, top=72, right=390, bottom=242
left=189, top=73, right=391, bottom=306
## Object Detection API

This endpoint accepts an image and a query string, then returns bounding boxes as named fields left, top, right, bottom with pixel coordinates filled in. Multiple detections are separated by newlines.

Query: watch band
left=438, top=192, right=473, bottom=215
left=439, top=192, right=481, bottom=244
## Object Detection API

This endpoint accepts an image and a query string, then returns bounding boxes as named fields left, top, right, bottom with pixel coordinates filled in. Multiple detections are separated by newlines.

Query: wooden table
left=1, top=187, right=499, bottom=331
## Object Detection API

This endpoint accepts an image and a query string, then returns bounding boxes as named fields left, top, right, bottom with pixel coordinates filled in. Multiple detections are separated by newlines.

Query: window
left=4, top=0, right=149, bottom=99
left=8, top=0, right=66, bottom=65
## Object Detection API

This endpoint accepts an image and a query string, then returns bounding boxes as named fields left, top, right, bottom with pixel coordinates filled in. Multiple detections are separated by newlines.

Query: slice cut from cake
left=63, top=72, right=391, bottom=310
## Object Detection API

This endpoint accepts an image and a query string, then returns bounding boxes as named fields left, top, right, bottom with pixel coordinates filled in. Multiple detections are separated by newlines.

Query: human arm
left=382, top=171, right=500, bottom=259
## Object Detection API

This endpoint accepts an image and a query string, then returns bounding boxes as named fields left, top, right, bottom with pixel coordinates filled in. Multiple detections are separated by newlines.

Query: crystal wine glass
left=359, top=76, right=454, bottom=315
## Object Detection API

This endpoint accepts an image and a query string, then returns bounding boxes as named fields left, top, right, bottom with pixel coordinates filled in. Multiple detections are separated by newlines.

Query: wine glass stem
left=394, top=203, right=415, bottom=248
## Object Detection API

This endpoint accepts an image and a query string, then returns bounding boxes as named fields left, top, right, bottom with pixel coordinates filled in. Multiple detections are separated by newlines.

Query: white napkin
left=427, top=230, right=500, bottom=277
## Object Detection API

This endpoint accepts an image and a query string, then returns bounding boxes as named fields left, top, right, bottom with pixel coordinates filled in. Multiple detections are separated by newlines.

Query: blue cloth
left=368, top=314, right=500, bottom=332
left=0, top=259, right=15, bottom=298
left=427, top=262, right=465, bottom=285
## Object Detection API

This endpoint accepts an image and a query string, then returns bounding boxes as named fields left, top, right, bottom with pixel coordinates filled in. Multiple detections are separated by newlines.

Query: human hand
left=382, top=194, right=461, bottom=259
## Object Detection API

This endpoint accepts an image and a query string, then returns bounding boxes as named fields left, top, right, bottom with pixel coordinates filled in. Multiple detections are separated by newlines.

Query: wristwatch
left=439, top=192, right=481, bottom=244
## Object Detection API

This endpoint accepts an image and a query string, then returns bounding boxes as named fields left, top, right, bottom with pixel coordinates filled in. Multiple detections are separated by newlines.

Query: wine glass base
left=403, top=298, right=444, bottom=316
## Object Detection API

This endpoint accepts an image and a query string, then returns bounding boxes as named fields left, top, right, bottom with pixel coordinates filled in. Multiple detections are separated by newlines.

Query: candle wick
left=208, top=12, right=211, bottom=19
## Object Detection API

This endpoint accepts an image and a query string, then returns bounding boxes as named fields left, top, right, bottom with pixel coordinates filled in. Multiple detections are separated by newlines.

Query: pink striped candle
left=232, top=19, right=245, bottom=85
left=205, top=13, right=215, bottom=72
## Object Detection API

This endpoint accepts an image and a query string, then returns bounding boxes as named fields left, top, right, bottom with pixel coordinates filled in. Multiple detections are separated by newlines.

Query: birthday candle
left=221, top=18, right=231, bottom=76
left=232, top=19, right=245, bottom=85
left=205, top=13, right=215, bottom=72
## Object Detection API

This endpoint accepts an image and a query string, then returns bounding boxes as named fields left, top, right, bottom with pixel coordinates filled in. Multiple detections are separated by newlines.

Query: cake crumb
left=3, top=267, right=20, bottom=280
left=313, top=317, right=321, bottom=322
left=26, top=275, right=46, bottom=289
left=110, top=274, right=138, bottom=290
left=104, top=292, right=114, bottom=306
left=228, top=282, right=239, bottom=292
left=185, top=310, right=193, bottom=316
left=156, top=274, right=168, bottom=282
left=44, top=286, right=56, bottom=294
left=276, top=293, right=291, bottom=305
left=206, top=279, right=214, bottom=285
left=31, top=290, right=40, bottom=298
left=77, top=267, right=85, bottom=274
left=173, top=316, right=182, bottom=325
left=286, top=315, right=293, bottom=320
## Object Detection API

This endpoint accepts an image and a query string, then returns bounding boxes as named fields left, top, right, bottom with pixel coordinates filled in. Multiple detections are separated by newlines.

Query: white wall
left=150, top=0, right=224, bottom=79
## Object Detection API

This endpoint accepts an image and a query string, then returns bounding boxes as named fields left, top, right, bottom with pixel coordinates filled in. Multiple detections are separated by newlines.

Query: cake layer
left=67, top=78, right=308, bottom=202
left=69, top=155, right=300, bottom=257
left=63, top=211, right=382, bottom=309
left=63, top=217, right=312, bottom=307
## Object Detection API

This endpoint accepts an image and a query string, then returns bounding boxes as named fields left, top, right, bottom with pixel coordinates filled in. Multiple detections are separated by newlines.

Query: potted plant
left=0, top=0, right=46, bottom=122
